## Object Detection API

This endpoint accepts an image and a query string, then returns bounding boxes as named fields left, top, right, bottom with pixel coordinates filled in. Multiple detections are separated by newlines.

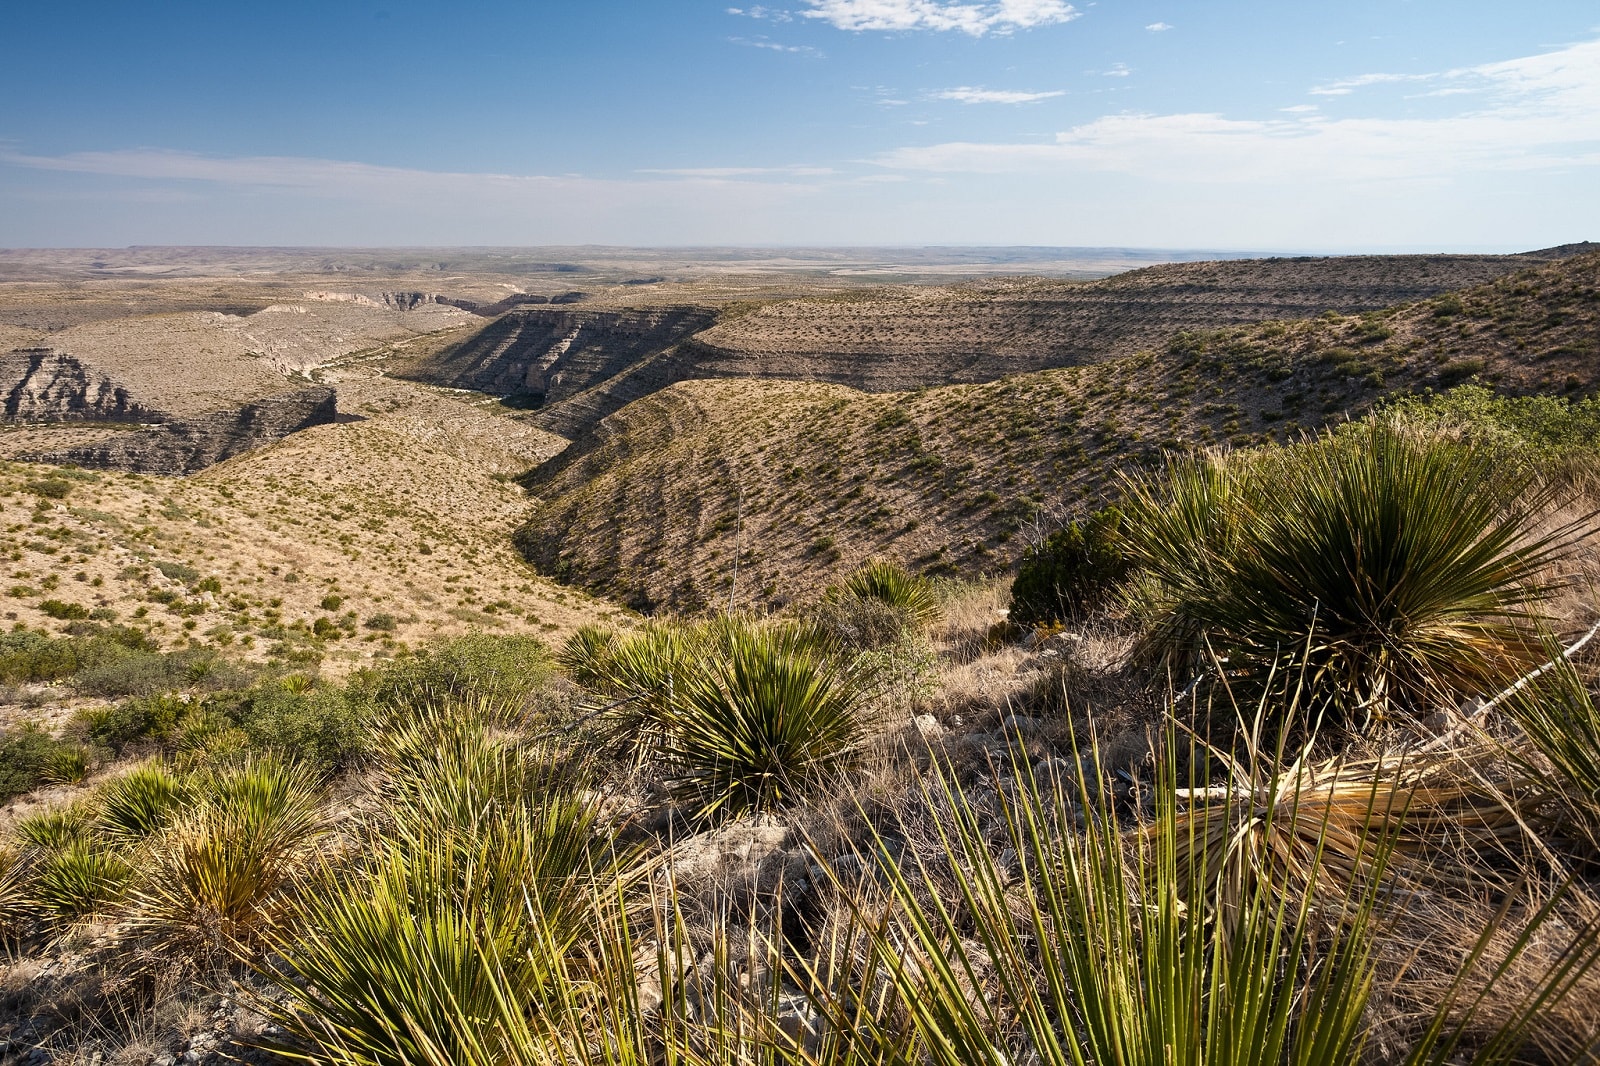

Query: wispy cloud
left=799, top=0, right=1078, bottom=36
left=935, top=86, right=1065, bottom=104
left=727, top=5, right=793, bottom=21
left=1310, top=71, right=1435, bottom=96
left=875, top=37, right=1600, bottom=183
left=639, top=165, right=837, bottom=177
left=729, top=35, right=823, bottom=55
left=1145, top=21, right=1173, bottom=31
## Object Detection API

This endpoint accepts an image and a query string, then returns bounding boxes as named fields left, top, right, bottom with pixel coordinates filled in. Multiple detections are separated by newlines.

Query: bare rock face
left=0, top=348, right=163, bottom=422
left=20, top=386, right=339, bottom=475
left=406, top=306, right=716, bottom=409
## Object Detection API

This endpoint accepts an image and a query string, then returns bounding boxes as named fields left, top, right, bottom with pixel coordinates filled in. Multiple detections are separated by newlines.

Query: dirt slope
left=517, top=252, right=1600, bottom=613
left=0, top=371, right=622, bottom=677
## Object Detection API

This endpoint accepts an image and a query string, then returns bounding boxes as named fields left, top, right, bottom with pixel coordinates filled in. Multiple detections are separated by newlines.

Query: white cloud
left=876, top=37, right=1600, bottom=184
left=639, top=165, right=837, bottom=177
left=1145, top=22, right=1173, bottom=31
left=799, top=0, right=1078, bottom=36
left=1310, top=71, right=1435, bottom=96
left=728, top=5, right=793, bottom=20
left=729, top=35, right=823, bottom=55
left=935, top=86, right=1065, bottom=104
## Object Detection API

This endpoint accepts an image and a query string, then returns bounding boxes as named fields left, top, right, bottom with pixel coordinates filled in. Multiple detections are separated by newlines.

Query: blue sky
left=3, top=1, right=1598, bottom=250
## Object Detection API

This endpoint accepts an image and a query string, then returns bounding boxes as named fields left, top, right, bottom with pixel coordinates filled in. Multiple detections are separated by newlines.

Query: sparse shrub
left=373, top=634, right=554, bottom=713
left=154, top=560, right=200, bottom=585
left=240, top=682, right=371, bottom=770
left=1124, top=420, right=1585, bottom=728
left=24, top=478, right=71, bottom=500
left=97, top=764, right=187, bottom=842
left=0, top=723, right=73, bottom=803
left=1009, top=507, right=1131, bottom=627
left=38, top=599, right=90, bottom=621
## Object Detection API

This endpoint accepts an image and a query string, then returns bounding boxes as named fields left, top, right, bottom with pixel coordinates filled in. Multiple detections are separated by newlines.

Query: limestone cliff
left=20, top=386, right=339, bottom=475
left=0, top=348, right=163, bottom=422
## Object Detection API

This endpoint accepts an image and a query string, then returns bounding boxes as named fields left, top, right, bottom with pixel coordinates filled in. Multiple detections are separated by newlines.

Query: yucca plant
left=97, top=763, right=188, bottom=843
left=0, top=845, right=31, bottom=937
left=34, top=838, right=133, bottom=922
left=839, top=559, right=942, bottom=628
left=657, top=622, right=872, bottom=823
left=40, top=743, right=90, bottom=785
left=558, top=624, right=620, bottom=690
left=16, top=801, right=96, bottom=851
left=130, top=756, right=326, bottom=955
left=1499, top=652, right=1600, bottom=854
left=1125, top=420, right=1587, bottom=729
left=834, top=736, right=1599, bottom=1066
left=262, top=786, right=638, bottom=1066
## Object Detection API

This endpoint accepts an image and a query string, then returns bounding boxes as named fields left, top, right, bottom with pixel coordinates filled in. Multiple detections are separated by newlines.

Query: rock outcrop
left=406, top=306, right=716, bottom=409
left=20, top=386, right=339, bottom=475
left=0, top=348, right=163, bottom=422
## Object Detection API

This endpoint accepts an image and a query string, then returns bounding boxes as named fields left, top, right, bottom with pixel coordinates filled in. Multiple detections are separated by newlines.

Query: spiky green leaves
left=657, top=625, right=870, bottom=823
left=838, top=559, right=942, bottom=629
left=1125, top=421, right=1587, bottom=728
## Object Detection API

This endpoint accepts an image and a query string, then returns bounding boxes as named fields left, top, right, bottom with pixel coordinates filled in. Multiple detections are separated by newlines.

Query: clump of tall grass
left=1124, top=420, right=1587, bottom=730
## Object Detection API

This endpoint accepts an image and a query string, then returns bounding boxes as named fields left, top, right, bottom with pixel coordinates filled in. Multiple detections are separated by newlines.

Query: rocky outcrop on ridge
left=20, top=386, right=339, bottom=475
left=0, top=348, right=163, bottom=422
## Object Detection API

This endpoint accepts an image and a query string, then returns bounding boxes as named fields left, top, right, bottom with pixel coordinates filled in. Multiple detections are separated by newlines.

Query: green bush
left=240, top=683, right=372, bottom=769
left=0, top=625, right=155, bottom=685
left=24, top=478, right=71, bottom=500
left=38, top=599, right=90, bottom=621
left=373, top=634, right=553, bottom=712
left=1009, top=507, right=1131, bottom=626
left=0, top=724, right=76, bottom=803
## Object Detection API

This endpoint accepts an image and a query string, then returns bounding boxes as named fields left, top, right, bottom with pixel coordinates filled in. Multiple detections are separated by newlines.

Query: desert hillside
left=517, top=250, right=1600, bottom=612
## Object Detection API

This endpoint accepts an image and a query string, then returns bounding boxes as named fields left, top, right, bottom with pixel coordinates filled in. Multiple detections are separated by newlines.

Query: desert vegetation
left=1, top=249, right=1599, bottom=1065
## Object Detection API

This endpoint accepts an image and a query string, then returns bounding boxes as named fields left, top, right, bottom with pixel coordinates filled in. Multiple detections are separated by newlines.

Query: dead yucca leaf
left=1164, top=742, right=1544, bottom=923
